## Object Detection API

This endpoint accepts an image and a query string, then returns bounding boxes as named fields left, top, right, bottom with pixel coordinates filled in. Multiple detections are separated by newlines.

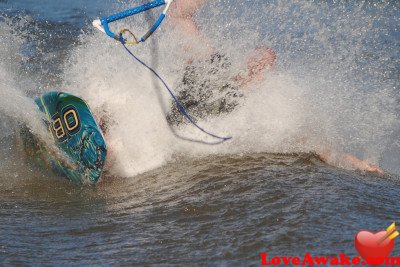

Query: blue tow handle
left=99, top=0, right=167, bottom=41
left=140, top=14, right=165, bottom=42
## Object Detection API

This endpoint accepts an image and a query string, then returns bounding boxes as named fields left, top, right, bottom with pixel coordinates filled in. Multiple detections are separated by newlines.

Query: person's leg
left=319, top=148, right=384, bottom=174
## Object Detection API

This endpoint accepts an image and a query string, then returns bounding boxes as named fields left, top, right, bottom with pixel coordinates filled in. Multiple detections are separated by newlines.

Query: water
left=0, top=0, right=399, bottom=265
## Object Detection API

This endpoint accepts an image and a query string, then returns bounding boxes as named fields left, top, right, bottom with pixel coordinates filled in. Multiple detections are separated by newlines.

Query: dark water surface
left=1, top=153, right=399, bottom=265
left=0, top=0, right=399, bottom=265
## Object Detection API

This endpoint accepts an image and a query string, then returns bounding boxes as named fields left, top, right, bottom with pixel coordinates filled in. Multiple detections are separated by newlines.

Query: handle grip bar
left=93, top=0, right=173, bottom=43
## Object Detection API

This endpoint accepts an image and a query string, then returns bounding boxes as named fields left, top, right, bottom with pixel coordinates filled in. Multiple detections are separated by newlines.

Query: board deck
left=21, top=92, right=107, bottom=185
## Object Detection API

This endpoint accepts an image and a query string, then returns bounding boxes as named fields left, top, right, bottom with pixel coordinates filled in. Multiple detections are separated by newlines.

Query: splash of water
left=0, top=18, right=48, bottom=143
left=60, top=0, right=399, bottom=177
left=1, top=0, right=398, bottom=178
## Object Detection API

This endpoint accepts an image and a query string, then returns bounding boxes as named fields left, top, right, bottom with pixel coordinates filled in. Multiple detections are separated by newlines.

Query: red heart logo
left=355, top=230, right=395, bottom=265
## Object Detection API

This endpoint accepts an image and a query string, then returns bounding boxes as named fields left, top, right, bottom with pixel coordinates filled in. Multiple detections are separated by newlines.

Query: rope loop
left=118, top=29, right=140, bottom=45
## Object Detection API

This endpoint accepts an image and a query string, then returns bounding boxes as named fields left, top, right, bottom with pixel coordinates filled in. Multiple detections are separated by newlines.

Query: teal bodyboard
left=31, top=92, right=107, bottom=185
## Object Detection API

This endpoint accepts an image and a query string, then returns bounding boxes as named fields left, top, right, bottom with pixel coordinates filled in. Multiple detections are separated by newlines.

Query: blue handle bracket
left=98, top=0, right=168, bottom=43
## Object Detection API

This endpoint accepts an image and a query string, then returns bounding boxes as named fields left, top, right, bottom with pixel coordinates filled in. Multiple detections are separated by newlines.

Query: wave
left=0, top=0, right=399, bottom=180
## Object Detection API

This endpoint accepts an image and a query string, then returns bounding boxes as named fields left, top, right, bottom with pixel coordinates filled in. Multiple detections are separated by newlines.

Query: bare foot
left=318, top=149, right=384, bottom=175
left=365, top=163, right=385, bottom=175
left=343, top=155, right=384, bottom=175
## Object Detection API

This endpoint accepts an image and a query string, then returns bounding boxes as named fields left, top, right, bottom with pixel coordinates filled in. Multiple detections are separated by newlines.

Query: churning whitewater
left=0, top=0, right=399, bottom=265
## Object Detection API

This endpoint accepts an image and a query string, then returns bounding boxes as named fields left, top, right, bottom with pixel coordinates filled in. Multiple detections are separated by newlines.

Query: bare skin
left=319, top=149, right=384, bottom=175
left=170, top=0, right=276, bottom=82
left=169, top=0, right=209, bottom=44
left=96, top=2, right=385, bottom=176
left=235, top=47, right=277, bottom=86
left=168, top=0, right=384, bottom=175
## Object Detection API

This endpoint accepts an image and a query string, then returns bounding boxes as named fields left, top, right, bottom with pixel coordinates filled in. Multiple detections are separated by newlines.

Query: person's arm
left=169, top=0, right=213, bottom=53
left=234, top=47, right=277, bottom=86
left=169, top=0, right=277, bottom=82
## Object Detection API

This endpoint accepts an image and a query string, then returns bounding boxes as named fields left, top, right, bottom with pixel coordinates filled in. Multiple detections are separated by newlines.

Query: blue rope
left=118, top=35, right=232, bottom=142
